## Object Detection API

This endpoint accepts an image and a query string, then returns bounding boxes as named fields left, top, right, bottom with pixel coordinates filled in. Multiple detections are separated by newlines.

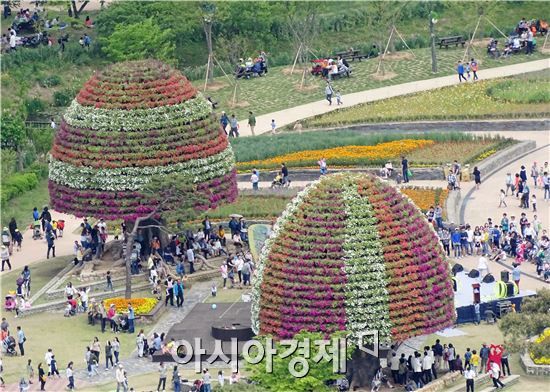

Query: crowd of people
left=234, top=52, right=268, bottom=79
left=382, top=341, right=512, bottom=391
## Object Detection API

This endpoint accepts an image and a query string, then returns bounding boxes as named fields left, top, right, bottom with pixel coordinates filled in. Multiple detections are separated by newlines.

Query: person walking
left=26, top=359, right=34, bottom=385
left=464, top=365, right=475, bottom=392
left=480, top=344, right=489, bottom=373
left=116, top=364, right=127, bottom=392
left=112, top=337, right=121, bottom=364
left=105, top=340, right=114, bottom=369
left=136, top=330, right=145, bottom=358
left=401, top=156, right=409, bottom=183
left=202, top=369, right=212, bottom=392
left=157, top=362, right=167, bottom=392
left=251, top=170, right=259, bottom=190
left=270, top=119, right=277, bottom=135
left=325, top=81, right=334, bottom=105
left=172, top=366, right=181, bottom=392
left=220, top=111, right=229, bottom=135
left=66, top=362, right=75, bottom=391
left=473, top=166, right=481, bottom=190
left=512, top=263, right=521, bottom=289
left=457, top=61, right=467, bottom=82
left=46, top=230, right=55, bottom=259
left=470, top=58, right=479, bottom=81
left=229, top=114, right=239, bottom=138
left=127, top=304, right=135, bottom=334
left=38, top=363, right=46, bottom=391
left=247, top=111, right=256, bottom=136
left=499, top=189, right=508, bottom=208
left=474, top=302, right=481, bottom=325
left=1, top=245, right=11, bottom=271
left=490, top=361, right=505, bottom=388
left=17, top=326, right=26, bottom=356
left=505, top=173, right=514, bottom=195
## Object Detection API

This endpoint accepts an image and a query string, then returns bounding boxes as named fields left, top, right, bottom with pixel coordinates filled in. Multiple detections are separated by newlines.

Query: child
left=465, top=62, right=471, bottom=80
left=52, top=220, right=58, bottom=239
left=57, top=220, right=64, bottom=238
left=531, top=193, right=537, bottom=212
left=106, top=271, right=113, bottom=291
left=499, top=189, right=507, bottom=207
left=336, top=90, right=343, bottom=105
left=270, top=119, right=276, bottom=134
left=218, top=370, right=225, bottom=387
left=13, top=229, right=22, bottom=251
left=211, top=283, right=217, bottom=297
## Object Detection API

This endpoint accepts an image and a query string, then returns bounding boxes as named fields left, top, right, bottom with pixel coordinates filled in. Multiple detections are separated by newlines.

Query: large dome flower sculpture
left=48, top=60, right=237, bottom=220
left=252, top=173, right=455, bottom=343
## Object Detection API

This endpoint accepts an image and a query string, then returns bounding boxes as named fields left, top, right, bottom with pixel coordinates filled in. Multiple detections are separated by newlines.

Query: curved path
left=238, top=58, right=549, bottom=136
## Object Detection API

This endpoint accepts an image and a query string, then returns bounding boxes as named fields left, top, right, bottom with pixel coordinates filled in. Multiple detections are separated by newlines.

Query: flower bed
left=531, top=328, right=550, bottom=365
left=49, top=60, right=238, bottom=220
left=400, top=187, right=449, bottom=215
left=238, top=139, right=434, bottom=170
left=252, top=173, right=454, bottom=342
left=103, top=297, right=158, bottom=315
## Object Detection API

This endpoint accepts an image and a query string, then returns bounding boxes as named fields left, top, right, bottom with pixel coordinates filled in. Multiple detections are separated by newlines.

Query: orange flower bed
left=103, top=297, right=158, bottom=315
left=401, top=187, right=449, bottom=217
left=237, top=139, right=435, bottom=170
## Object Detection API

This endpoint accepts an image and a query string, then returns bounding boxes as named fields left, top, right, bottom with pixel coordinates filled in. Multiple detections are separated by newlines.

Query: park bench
left=335, top=49, right=366, bottom=61
left=438, top=36, right=466, bottom=49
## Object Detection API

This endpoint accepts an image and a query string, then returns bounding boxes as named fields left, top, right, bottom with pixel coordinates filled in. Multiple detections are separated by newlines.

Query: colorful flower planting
left=103, top=297, right=158, bottom=315
left=531, top=328, right=550, bottom=365
left=237, top=139, right=434, bottom=170
left=400, top=187, right=449, bottom=215
left=48, top=60, right=237, bottom=220
left=251, top=173, right=455, bottom=342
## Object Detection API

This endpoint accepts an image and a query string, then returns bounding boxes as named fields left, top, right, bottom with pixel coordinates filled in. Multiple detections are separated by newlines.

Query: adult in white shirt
left=464, top=366, right=475, bottom=392
left=186, top=248, right=195, bottom=274
left=236, top=257, right=244, bottom=285
left=9, top=33, right=16, bottom=51
left=389, top=352, right=400, bottom=384
left=466, top=227, right=474, bottom=255
left=116, top=364, right=127, bottom=392
left=412, top=353, right=423, bottom=388
left=477, top=257, right=489, bottom=278
left=422, top=352, right=433, bottom=383
left=45, top=349, right=53, bottom=375
left=490, top=361, right=504, bottom=388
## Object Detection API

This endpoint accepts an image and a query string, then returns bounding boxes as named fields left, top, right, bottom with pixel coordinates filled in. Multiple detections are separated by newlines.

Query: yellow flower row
left=237, top=139, right=435, bottom=168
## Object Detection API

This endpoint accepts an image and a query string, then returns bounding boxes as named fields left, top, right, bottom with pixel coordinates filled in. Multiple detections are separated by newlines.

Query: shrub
left=1, top=172, right=39, bottom=205
left=24, top=97, right=47, bottom=117
left=40, top=75, right=61, bottom=88
left=53, top=89, right=75, bottom=107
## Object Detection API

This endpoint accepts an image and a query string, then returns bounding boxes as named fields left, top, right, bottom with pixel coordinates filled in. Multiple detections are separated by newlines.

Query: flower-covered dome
left=251, top=173, right=454, bottom=342
left=48, top=60, right=237, bottom=220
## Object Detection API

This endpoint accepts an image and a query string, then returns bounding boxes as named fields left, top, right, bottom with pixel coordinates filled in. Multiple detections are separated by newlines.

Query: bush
left=24, top=97, right=47, bottom=117
left=1, top=172, right=39, bottom=205
left=40, top=75, right=61, bottom=88
left=486, top=79, right=550, bottom=104
left=53, top=89, right=75, bottom=107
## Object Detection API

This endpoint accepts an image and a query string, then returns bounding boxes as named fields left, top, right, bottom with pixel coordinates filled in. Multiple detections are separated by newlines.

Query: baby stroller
left=2, top=335, right=17, bottom=356
left=32, top=220, right=42, bottom=240
left=4, top=293, right=17, bottom=311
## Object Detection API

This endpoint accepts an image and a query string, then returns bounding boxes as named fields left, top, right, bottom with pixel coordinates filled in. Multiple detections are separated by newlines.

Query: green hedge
left=1, top=163, right=48, bottom=205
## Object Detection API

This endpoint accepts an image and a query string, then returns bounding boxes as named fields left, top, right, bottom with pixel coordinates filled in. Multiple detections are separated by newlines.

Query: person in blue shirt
left=127, top=304, right=135, bottom=334
left=491, top=226, right=501, bottom=249
left=17, top=326, right=25, bottom=356
left=451, top=229, right=462, bottom=258
left=457, top=61, right=467, bottom=82
left=219, top=112, right=229, bottom=135
left=32, top=207, right=39, bottom=222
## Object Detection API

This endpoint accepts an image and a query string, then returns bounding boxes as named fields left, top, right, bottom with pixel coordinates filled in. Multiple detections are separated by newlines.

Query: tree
left=70, top=0, right=89, bottom=19
left=200, top=2, right=216, bottom=83
left=123, top=174, right=201, bottom=299
left=285, top=2, right=324, bottom=66
left=1, top=111, right=27, bottom=171
left=247, top=331, right=352, bottom=392
left=499, top=289, right=550, bottom=352
left=99, top=18, right=175, bottom=63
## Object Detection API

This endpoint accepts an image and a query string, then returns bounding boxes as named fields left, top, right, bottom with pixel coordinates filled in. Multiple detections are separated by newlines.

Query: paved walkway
left=238, top=58, right=550, bottom=136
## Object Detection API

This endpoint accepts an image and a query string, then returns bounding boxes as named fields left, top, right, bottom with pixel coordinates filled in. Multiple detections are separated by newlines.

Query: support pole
left=213, top=55, right=234, bottom=85
left=299, top=68, right=307, bottom=89
left=463, top=15, right=482, bottom=62
left=484, top=16, right=508, bottom=39
left=376, top=27, right=394, bottom=74
left=231, top=81, right=238, bottom=106
left=203, top=53, right=211, bottom=92
left=394, top=26, right=415, bottom=57
left=291, top=43, right=303, bottom=75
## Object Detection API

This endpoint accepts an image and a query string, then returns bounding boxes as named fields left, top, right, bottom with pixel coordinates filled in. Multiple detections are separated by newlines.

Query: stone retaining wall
left=476, top=140, right=536, bottom=177
left=521, top=352, right=550, bottom=376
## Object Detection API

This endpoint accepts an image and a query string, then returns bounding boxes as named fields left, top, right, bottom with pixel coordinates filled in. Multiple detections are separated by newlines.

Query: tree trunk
left=16, top=144, right=24, bottom=171
left=203, top=20, right=214, bottom=83
left=346, top=348, right=381, bottom=388
left=430, top=18, right=438, bottom=73
left=71, top=1, right=89, bottom=18
left=124, top=220, right=137, bottom=299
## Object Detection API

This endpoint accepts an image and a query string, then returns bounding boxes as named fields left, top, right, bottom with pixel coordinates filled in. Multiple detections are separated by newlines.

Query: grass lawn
left=0, top=310, right=152, bottom=384
left=0, top=256, right=70, bottom=298
left=203, top=279, right=251, bottom=304
left=421, top=323, right=549, bottom=392
left=1, top=179, right=50, bottom=228
left=198, top=194, right=292, bottom=221
left=204, top=47, right=549, bottom=119
left=301, top=71, right=550, bottom=128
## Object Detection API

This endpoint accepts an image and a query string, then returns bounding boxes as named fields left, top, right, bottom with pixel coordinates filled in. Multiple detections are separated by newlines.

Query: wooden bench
left=335, top=50, right=365, bottom=61
left=438, top=36, right=466, bottom=49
